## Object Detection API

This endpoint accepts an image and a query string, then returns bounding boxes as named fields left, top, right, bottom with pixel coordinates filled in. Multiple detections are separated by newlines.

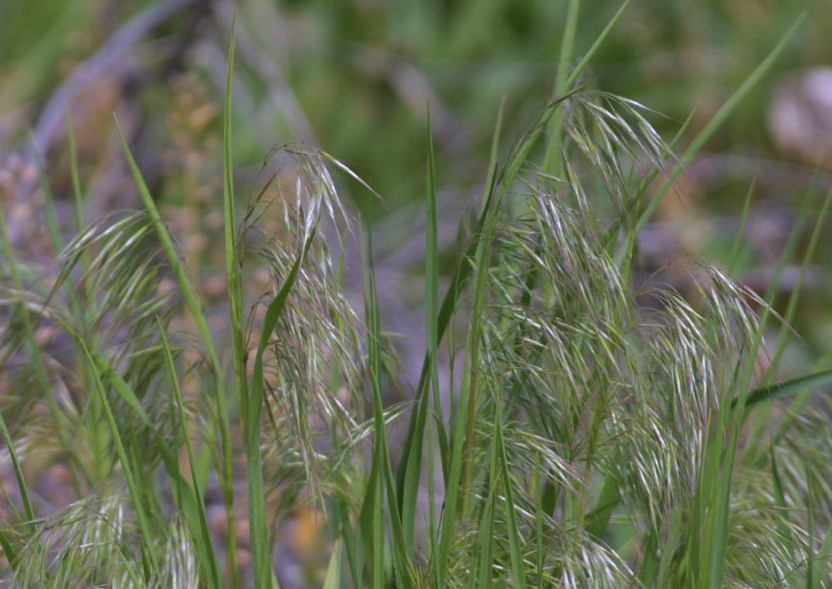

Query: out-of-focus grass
left=3, top=1, right=830, bottom=211
left=240, top=0, right=831, bottom=211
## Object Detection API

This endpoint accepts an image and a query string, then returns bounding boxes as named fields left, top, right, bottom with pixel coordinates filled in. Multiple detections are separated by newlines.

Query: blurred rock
left=768, top=67, right=832, bottom=166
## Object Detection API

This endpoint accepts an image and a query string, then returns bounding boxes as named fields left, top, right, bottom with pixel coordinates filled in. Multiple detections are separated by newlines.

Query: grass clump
left=2, top=8, right=832, bottom=589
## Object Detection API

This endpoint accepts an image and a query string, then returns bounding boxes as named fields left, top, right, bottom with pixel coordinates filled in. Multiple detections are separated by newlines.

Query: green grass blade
left=0, top=526, right=18, bottom=572
left=0, top=221, right=39, bottom=530
left=543, top=0, right=634, bottom=179
left=472, top=439, right=499, bottom=589
left=443, top=95, right=579, bottom=541
left=358, top=444, right=383, bottom=588
left=727, top=179, right=756, bottom=274
left=396, top=99, right=508, bottom=513
left=362, top=225, right=416, bottom=589
left=533, top=457, right=545, bottom=589
left=113, top=117, right=239, bottom=584
left=435, top=375, right=471, bottom=585
left=87, top=346, right=211, bottom=527
left=360, top=226, right=387, bottom=589
left=495, top=407, right=526, bottom=589
left=89, top=351, right=154, bottom=419
left=768, top=446, right=797, bottom=564
left=112, top=121, right=227, bottom=416
left=656, top=510, right=685, bottom=586
left=424, top=103, right=443, bottom=589
left=501, top=87, right=582, bottom=191
left=459, top=195, right=495, bottom=515
left=333, top=499, right=361, bottom=589
left=81, top=342, right=158, bottom=579
left=771, top=184, right=832, bottom=368
left=158, top=322, right=222, bottom=589
left=805, top=461, right=817, bottom=589
left=734, top=369, right=832, bottom=411
left=555, top=0, right=580, bottom=96
left=424, top=102, right=442, bottom=456
left=541, top=0, right=579, bottom=173
left=433, top=91, right=574, bottom=584
left=584, top=475, right=621, bottom=541
left=397, top=91, right=571, bottom=492
left=221, top=12, right=244, bottom=586
left=223, top=3, right=248, bottom=416
left=706, top=365, right=763, bottom=588
left=0, top=410, right=34, bottom=525
left=322, top=538, right=346, bottom=589
left=814, top=519, right=832, bottom=589
left=399, top=104, right=440, bottom=555
left=65, top=110, right=86, bottom=236
left=564, top=0, right=633, bottom=90
left=634, top=14, right=804, bottom=232
left=31, top=143, right=67, bottom=253
left=249, top=229, right=317, bottom=588
left=384, top=444, right=415, bottom=589
left=426, top=416, right=440, bottom=589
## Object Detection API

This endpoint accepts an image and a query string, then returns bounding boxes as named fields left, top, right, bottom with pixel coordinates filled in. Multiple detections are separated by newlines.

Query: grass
left=3, top=3, right=832, bottom=589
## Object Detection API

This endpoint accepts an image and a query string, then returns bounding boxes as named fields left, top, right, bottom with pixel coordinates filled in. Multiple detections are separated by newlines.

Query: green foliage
left=2, top=3, right=832, bottom=589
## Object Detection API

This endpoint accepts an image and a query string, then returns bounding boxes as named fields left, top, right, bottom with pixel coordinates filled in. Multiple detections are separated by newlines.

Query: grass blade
left=113, top=117, right=239, bottom=585
left=496, top=407, right=527, bottom=589
left=584, top=475, right=621, bottom=541
left=249, top=229, right=316, bottom=588
left=360, top=227, right=387, bottom=589
left=223, top=4, right=248, bottom=417
left=634, top=14, right=805, bottom=232
left=322, top=538, right=346, bottom=589
left=81, top=342, right=158, bottom=579
left=735, top=369, right=832, bottom=411
left=564, top=0, right=634, bottom=90
left=158, top=321, right=222, bottom=589
left=399, top=104, right=440, bottom=555
left=541, top=0, right=580, bottom=174
left=221, top=11, right=245, bottom=586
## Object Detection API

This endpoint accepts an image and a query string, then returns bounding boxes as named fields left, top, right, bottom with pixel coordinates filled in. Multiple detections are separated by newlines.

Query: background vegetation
left=2, top=0, right=832, bottom=587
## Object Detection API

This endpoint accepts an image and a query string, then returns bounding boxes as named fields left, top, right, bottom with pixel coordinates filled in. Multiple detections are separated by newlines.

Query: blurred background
left=2, top=0, right=831, bottom=280
left=2, top=0, right=832, bottom=584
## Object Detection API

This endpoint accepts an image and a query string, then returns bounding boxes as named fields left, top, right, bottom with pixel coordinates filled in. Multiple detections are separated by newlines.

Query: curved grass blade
left=733, top=368, right=832, bottom=412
